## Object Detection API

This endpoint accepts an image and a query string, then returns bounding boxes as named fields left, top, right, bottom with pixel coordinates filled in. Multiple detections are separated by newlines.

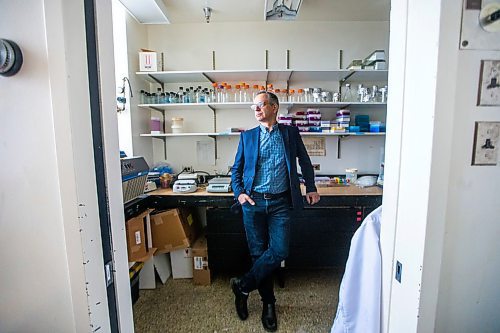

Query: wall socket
left=312, top=164, right=321, bottom=171
left=182, top=165, right=193, bottom=173
left=472, top=122, right=499, bottom=166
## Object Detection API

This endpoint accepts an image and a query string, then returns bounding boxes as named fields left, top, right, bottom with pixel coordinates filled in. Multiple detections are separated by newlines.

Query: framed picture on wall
left=477, top=60, right=500, bottom=106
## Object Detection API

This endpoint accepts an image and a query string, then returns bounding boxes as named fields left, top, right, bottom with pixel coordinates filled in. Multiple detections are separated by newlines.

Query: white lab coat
left=331, top=206, right=382, bottom=333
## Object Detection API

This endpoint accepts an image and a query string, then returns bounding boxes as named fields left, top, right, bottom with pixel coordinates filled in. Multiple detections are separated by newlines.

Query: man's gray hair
left=256, top=90, right=279, bottom=108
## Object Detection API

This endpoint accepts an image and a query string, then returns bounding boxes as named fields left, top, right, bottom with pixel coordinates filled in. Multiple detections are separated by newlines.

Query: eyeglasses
left=250, top=101, right=269, bottom=111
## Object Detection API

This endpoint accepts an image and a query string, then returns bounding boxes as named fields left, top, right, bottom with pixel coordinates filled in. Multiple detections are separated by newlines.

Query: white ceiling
left=122, top=0, right=390, bottom=24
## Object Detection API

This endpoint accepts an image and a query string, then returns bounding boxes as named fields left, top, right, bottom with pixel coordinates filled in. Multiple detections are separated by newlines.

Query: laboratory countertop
left=149, top=184, right=382, bottom=197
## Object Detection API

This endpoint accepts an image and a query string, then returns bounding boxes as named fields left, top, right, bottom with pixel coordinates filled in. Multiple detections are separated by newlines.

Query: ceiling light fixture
left=265, top=0, right=302, bottom=21
left=203, top=6, right=212, bottom=23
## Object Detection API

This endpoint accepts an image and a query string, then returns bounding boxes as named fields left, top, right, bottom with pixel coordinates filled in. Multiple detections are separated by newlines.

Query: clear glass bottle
left=157, top=88, right=162, bottom=103
left=304, top=88, right=313, bottom=102
left=235, top=84, right=241, bottom=103
left=252, top=84, right=259, bottom=100
left=297, top=88, right=304, bottom=102
left=243, top=84, right=250, bottom=102
left=289, top=89, right=295, bottom=102
left=275, top=88, right=281, bottom=101
left=225, top=85, right=232, bottom=103
left=177, top=87, right=184, bottom=103
left=341, top=84, right=356, bottom=102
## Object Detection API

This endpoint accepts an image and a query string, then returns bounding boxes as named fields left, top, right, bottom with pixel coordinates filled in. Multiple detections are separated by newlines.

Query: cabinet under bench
left=147, top=186, right=382, bottom=273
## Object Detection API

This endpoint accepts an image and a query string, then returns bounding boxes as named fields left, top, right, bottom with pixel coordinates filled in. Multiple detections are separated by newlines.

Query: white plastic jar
left=171, top=117, right=184, bottom=133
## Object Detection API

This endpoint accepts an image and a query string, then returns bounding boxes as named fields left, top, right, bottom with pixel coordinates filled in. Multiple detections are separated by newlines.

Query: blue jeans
left=240, top=195, right=291, bottom=304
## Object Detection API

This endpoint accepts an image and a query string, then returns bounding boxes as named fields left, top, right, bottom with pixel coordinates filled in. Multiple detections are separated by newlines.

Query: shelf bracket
left=208, top=105, right=216, bottom=132
left=150, top=106, right=164, bottom=112
left=202, top=72, right=214, bottom=84
left=157, top=136, right=167, bottom=161
left=337, top=135, right=349, bottom=159
left=147, top=73, right=163, bottom=87
left=339, top=71, right=356, bottom=84
left=208, top=135, right=218, bottom=161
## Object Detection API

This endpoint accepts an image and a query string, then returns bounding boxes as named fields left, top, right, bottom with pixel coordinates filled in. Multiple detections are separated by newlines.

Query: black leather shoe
left=261, top=303, right=277, bottom=332
left=230, top=278, right=248, bottom=320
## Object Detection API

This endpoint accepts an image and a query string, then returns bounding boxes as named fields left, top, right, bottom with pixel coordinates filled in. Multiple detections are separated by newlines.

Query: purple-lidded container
left=150, top=117, right=161, bottom=133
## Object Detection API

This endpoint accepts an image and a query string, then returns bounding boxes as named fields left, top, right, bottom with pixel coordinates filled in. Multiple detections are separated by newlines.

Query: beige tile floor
left=133, top=269, right=341, bottom=333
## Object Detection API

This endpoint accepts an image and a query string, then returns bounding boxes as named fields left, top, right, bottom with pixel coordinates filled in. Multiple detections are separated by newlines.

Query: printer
left=207, top=177, right=232, bottom=193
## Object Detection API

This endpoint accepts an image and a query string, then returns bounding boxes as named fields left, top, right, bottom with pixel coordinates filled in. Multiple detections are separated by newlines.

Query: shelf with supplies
left=140, top=132, right=386, bottom=138
left=135, top=69, right=388, bottom=85
left=138, top=101, right=387, bottom=111
left=136, top=68, right=388, bottom=162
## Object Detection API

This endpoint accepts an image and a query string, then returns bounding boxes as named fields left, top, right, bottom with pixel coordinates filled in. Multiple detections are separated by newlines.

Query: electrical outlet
left=312, top=164, right=320, bottom=171
left=182, top=165, right=193, bottom=173
left=472, top=122, right=500, bottom=166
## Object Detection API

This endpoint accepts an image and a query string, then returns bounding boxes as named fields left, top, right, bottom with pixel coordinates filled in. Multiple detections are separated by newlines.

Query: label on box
left=194, top=256, right=203, bottom=270
left=134, top=231, right=142, bottom=245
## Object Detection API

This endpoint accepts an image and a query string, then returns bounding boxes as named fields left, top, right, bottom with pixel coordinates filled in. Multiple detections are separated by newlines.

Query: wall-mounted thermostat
left=0, top=39, right=23, bottom=77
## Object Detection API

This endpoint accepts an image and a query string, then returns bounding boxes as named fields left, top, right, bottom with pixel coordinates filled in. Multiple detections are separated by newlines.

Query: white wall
left=0, top=0, right=109, bottom=331
left=113, top=0, right=134, bottom=157
left=433, top=6, right=500, bottom=333
left=125, top=11, right=155, bottom=166
left=131, top=20, right=389, bottom=174
left=383, top=0, right=500, bottom=332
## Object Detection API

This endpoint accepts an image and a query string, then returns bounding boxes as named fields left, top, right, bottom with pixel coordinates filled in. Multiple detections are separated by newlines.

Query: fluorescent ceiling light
left=119, top=0, right=170, bottom=24
left=265, top=0, right=302, bottom=21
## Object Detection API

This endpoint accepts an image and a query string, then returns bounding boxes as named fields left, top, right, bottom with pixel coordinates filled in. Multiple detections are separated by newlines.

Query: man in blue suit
left=230, top=91, right=320, bottom=332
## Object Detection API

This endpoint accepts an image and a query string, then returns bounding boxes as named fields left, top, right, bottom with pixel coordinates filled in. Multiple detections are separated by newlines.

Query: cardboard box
left=139, top=253, right=172, bottom=289
left=170, top=248, right=193, bottom=279
left=192, top=235, right=211, bottom=286
left=151, top=209, right=200, bottom=254
left=139, top=49, right=162, bottom=72
left=126, top=209, right=156, bottom=262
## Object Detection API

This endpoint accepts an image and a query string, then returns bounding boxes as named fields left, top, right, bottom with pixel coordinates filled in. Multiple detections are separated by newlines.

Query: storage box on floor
left=150, top=208, right=201, bottom=280
left=125, top=209, right=156, bottom=263
left=192, top=235, right=211, bottom=285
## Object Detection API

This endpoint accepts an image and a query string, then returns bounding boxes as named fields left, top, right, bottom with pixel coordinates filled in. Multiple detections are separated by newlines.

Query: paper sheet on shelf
left=197, top=140, right=215, bottom=165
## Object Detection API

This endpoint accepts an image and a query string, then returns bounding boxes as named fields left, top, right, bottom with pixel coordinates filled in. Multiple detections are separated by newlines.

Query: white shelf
left=135, top=69, right=388, bottom=84
left=140, top=132, right=385, bottom=138
left=138, top=101, right=386, bottom=111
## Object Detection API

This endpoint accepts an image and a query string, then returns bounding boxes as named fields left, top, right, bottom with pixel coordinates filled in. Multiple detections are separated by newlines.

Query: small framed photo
left=477, top=60, right=500, bottom=106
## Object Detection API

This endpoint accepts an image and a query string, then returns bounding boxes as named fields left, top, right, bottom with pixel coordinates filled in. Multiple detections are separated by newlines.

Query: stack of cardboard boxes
left=125, top=208, right=211, bottom=288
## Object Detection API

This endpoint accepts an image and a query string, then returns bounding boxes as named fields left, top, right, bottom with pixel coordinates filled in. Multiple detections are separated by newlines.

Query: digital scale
left=173, top=179, right=198, bottom=193
left=207, top=177, right=232, bottom=193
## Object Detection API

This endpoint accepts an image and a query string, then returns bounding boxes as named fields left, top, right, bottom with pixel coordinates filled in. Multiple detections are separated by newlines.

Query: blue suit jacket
left=231, top=124, right=317, bottom=209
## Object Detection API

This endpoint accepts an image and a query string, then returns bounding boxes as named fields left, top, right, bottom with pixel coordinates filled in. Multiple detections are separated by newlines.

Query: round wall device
left=0, top=39, right=23, bottom=77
